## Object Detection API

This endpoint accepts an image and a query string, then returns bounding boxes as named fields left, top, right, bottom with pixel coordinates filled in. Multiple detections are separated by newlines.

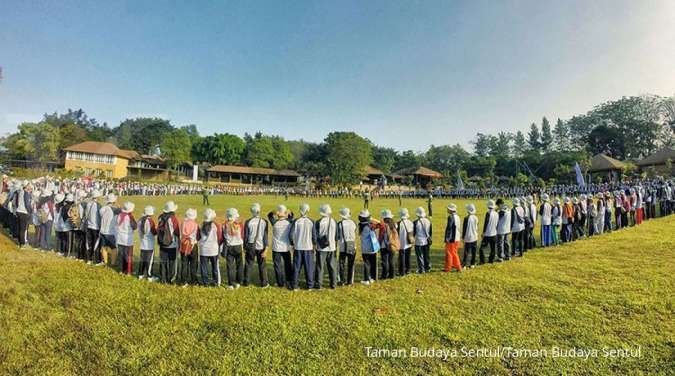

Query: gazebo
left=588, top=153, right=625, bottom=182
left=637, top=147, right=675, bottom=175
left=397, top=166, right=443, bottom=187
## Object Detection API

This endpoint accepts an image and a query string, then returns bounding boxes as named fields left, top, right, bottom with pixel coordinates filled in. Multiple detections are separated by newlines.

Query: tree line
left=1, top=95, right=673, bottom=187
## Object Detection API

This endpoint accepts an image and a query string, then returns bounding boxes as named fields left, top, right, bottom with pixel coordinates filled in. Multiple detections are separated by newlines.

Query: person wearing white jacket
left=116, top=202, right=137, bottom=275
left=462, top=204, right=479, bottom=268
left=337, top=207, right=357, bottom=285
left=314, top=204, right=337, bottom=289
left=98, top=194, right=119, bottom=267
left=397, top=208, right=414, bottom=276
left=413, top=207, right=432, bottom=273
left=198, top=208, right=223, bottom=287
left=539, top=194, right=552, bottom=247
left=268, top=205, right=295, bottom=289
left=496, top=199, right=511, bottom=261
left=291, top=203, right=316, bottom=290
left=510, top=198, right=525, bottom=257
left=137, top=206, right=157, bottom=280
left=479, top=200, right=499, bottom=264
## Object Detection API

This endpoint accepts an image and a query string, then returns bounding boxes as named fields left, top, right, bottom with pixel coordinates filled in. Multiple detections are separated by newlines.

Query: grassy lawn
left=0, top=194, right=673, bottom=375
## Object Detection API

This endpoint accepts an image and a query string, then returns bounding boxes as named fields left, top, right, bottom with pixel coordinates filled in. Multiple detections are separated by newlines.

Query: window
left=66, top=151, right=115, bottom=164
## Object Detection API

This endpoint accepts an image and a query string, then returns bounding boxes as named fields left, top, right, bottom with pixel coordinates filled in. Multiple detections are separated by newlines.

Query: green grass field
left=0, top=194, right=673, bottom=375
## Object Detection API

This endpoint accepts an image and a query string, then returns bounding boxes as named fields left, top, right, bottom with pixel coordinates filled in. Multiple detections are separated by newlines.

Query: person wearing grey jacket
left=337, top=207, right=357, bottom=285
left=243, top=203, right=269, bottom=288
left=291, top=203, right=316, bottom=290
left=314, top=204, right=337, bottom=289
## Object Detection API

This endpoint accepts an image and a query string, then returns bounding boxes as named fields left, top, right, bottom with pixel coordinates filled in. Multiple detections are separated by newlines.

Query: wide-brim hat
left=358, top=209, right=370, bottom=218
left=339, top=207, right=351, bottom=219
left=106, top=193, right=118, bottom=204
left=487, top=200, right=495, bottom=209
left=399, top=208, right=409, bottom=219
left=319, top=204, right=332, bottom=217
left=163, top=201, right=178, bottom=213
left=65, top=193, right=75, bottom=202
left=203, top=208, right=216, bottom=221
left=185, top=208, right=197, bottom=220
left=512, top=198, right=520, bottom=206
left=542, top=193, right=549, bottom=201
left=54, top=193, right=65, bottom=204
left=226, top=208, right=239, bottom=220
left=300, top=203, right=310, bottom=216
left=466, top=204, right=476, bottom=214
left=447, top=203, right=457, bottom=212
left=41, top=190, right=52, bottom=198
left=90, top=190, right=102, bottom=199
left=144, top=206, right=155, bottom=216
left=250, top=203, right=261, bottom=215
left=276, top=204, right=288, bottom=217
left=381, top=209, right=393, bottom=219
left=415, top=207, right=426, bottom=217
left=122, top=201, right=135, bottom=213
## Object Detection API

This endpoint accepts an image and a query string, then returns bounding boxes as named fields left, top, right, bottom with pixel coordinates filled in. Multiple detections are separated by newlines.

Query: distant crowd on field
left=0, top=174, right=673, bottom=290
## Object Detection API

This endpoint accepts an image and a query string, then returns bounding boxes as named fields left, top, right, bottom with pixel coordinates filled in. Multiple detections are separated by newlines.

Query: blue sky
left=1, top=0, right=674, bottom=151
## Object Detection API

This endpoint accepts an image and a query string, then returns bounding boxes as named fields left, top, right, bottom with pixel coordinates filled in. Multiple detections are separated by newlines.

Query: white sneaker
left=182, top=283, right=189, bottom=288
left=95, top=262, right=105, bottom=267
left=262, top=284, right=270, bottom=289
left=235, top=284, right=241, bottom=289
left=58, top=253, right=64, bottom=257
left=148, top=277, right=157, bottom=283
left=86, top=261, right=92, bottom=265
left=138, top=275, right=145, bottom=280
left=369, top=279, right=376, bottom=284
left=361, top=280, right=370, bottom=285
left=227, top=285, right=235, bottom=290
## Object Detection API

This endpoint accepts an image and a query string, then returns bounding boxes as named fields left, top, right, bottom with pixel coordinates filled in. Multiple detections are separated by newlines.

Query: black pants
left=244, top=248, right=268, bottom=287
left=118, top=245, right=134, bottom=274
left=73, top=230, right=86, bottom=259
left=398, top=247, right=412, bottom=275
left=56, top=231, right=69, bottom=254
left=380, top=249, right=395, bottom=279
left=202, top=196, right=209, bottom=205
left=315, top=251, right=337, bottom=289
left=225, top=245, right=243, bottom=287
left=17, top=212, right=30, bottom=246
left=339, top=252, right=356, bottom=285
left=415, top=245, right=431, bottom=273
left=362, top=253, right=377, bottom=281
left=480, top=235, right=497, bottom=263
left=180, top=250, right=198, bottom=284
left=462, top=241, right=477, bottom=266
left=272, top=251, right=294, bottom=288
left=160, top=247, right=178, bottom=283
left=85, top=228, right=100, bottom=263
left=511, top=230, right=523, bottom=256
left=137, top=249, right=154, bottom=278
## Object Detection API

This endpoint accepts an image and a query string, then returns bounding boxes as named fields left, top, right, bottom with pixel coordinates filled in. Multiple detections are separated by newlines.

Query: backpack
left=402, top=221, right=415, bottom=245
left=157, top=214, right=175, bottom=247
left=386, top=225, right=400, bottom=252
left=68, top=204, right=81, bottom=228
left=38, top=207, right=50, bottom=224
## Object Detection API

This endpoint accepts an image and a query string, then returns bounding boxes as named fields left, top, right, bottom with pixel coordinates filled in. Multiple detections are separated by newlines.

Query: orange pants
left=444, top=241, right=462, bottom=272
left=636, top=208, right=643, bottom=224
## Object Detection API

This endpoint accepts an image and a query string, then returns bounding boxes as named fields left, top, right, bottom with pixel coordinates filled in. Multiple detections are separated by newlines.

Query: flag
left=456, top=171, right=465, bottom=190
left=574, top=162, right=586, bottom=187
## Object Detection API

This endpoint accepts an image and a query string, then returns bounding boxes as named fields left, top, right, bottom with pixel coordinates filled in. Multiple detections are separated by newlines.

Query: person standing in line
left=443, top=203, right=462, bottom=272
left=63, top=193, right=76, bottom=257
left=198, top=208, right=223, bottom=287
left=595, top=193, right=605, bottom=235
left=461, top=204, right=479, bottom=268
left=614, top=192, right=623, bottom=230
left=157, top=201, right=180, bottom=284
left=377, top=209, right=398, bottom=280
left=604, top=192, right=613, bottom=233
left=397, top=208, right=414, bottom=276
left=539, top=194, right=552, bottom=247
left=36, top=190, right=55, bottom=251
left=291, top=203, right=316, bottom=290
left=510, top=198, right=525, bottom=257
left=562, top=197, right=575, bottom=243
left=15, top=182, right=33, bottom=248
left=179, top=208, right=199, bottom=286
left=137, top=206, right=157, bottom=281
left=527, top=196, right=538, bottom=250
left=223, top=208, right=244, bottom=289
left=496, top=199, right=511, bottom=260
left=116, top=201, right=137, bottom=276
left=98, top=193, right=119, bottom=268
left=551, top=198, right=562, bottom=246
left=427, top=192, right=433, bottom=217
left=358, top=209, right=379, bottom=285
left=53, top=193, right=68, bottom=256
left=315, top=204, right=338, bottom=289
left=84, top=190, right=102, bottom=265
left=479, top=200, right=499, bottom=264
left=244, top=203, right=269, bottom=288
left=268, top=205, right=294, bottom=289
left=587, top=196, right=597, bottom=236
left=337, top=207, right=357, bottom=285
left=413, top=207, right=432, bottom=273
left=74, top=190, right=89, bottom=261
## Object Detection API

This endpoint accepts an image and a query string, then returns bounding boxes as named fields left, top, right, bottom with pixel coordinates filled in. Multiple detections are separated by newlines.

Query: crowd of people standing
left=0, top=174, right=673, bottom=290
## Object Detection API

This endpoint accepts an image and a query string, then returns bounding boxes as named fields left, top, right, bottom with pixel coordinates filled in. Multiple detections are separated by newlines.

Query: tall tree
left=512, top=131, right=527, bottom=157
left=243, top=132, right=293, bottom=169
left=540, top=117, right=553, bottom=152
left=424, top=144, right=470, bottom=179
left=324, top=132, right=373, bottom=186
left=191, top=133, right=245, bottom=165
left=372, top=146, right=398, bottom=174
left=113, top=118, right=174, bottom=154
left=527, top=123, right=541, bottom=153
left=553, top=118, right=570, bottom=151
left=3, top=122, right=61, bottom=162
left=161, top=128, right=193, bottom=169
left=471, top=133, right=492, bottom=158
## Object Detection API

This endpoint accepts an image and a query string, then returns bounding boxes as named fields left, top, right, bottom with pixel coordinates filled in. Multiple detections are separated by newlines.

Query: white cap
left=122, top=201, right=135, bottom=213
left=185, top=208, right=197, bottom=220
left=203, top=208, right=216, bottom=221
left=319, top=204, right=332, bottom=217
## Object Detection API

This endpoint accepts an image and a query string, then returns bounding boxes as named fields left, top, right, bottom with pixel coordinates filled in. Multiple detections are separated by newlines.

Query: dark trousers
left=272, top=251, right=294, bottom=288
left=293, top=249, right=314, bottom=289
left=462, top=241, right=477, bottom=266
left=56, top=231, right=69, bottom=254
left=202, top=196, right=209, bottom=205
left=225, top=245, right=243, bottom=287
left=511, top=230, right=523, bottom=256
left=159, top=247, right=178, bottom=283
left=39, top=221, right=53, bottom=250
left=73, top=230, right=86, bottom=259
left=244, top=248, right=268, bottom=287
left=137, top=249, right=154, bottom=278
left=180, top=250, right=198, bottom=284
left=315, top=251, right=337, bottom=289
left=85, top=228, right=100, bottom=263
left=415, top=244, right=431, bottom=273
left=339, top=252, right=356, bottom=285
left=480, top=235, right=497, bottom=263
left=118, top=245, right=134, bottom=274
left=362, top=253, right=377, bottom=281
left=497, top=234, right=509, bottom=260
left=200, top=255, right=221, bottom=286
left=17, top=212, right=30, bottom=246
left=380, top=249, right=395, bottom=279
left=398, top=247, right=412, bottom=275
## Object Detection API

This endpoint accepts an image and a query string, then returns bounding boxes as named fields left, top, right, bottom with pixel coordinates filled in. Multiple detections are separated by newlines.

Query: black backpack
left=157, top=214, right=175, bottom=247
